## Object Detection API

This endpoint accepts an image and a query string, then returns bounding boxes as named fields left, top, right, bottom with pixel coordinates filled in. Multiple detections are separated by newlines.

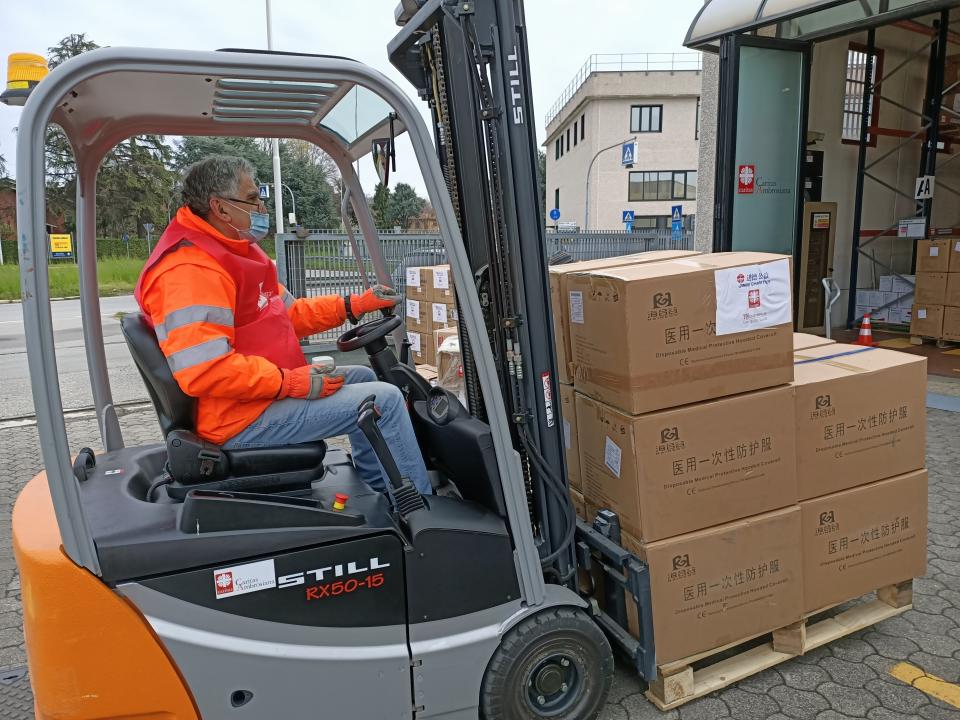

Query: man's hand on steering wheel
left=344, top=284, right=401, bottom=324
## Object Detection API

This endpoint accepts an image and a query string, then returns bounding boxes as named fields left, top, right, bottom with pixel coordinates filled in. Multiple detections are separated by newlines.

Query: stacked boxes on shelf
left=855, top=273, right=915, bottom=325
left=552, top=251, right=927, bottom=667
left=912, top=238, right=960, bottom=341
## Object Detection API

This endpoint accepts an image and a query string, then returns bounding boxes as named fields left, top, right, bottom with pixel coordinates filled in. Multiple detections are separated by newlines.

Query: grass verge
left=0, top=257, right=145, bottom=301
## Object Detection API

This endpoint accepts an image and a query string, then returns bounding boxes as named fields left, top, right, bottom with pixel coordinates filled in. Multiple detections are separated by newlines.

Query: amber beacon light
left=1, top=53, right=49, bottom=106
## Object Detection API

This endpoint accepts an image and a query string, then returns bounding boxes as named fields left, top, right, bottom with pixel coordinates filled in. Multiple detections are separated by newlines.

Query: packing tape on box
left=793, top=347, right=877, bottom=365
left=574, top=349, right=794, bottom=392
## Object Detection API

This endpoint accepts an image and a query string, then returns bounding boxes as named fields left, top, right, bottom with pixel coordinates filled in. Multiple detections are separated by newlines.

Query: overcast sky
left=0, top=0, right=702, bottom=201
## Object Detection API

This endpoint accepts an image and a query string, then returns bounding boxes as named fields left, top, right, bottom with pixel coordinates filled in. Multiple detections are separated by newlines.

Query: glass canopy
left=685, top=0, right=955, bottom=47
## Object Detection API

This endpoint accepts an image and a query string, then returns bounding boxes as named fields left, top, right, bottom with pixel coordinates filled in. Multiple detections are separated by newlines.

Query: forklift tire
left=480, top=607, right=614, bottom=720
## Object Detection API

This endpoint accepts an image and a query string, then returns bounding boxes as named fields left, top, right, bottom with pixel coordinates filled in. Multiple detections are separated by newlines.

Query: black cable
left=520, top=429, right=577, bottom=567
left=147, top=473, right=174, bottom=502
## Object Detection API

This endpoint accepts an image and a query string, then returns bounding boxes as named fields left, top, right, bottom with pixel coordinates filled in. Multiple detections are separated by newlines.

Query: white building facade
left=543, top=54, right=703, bottom=233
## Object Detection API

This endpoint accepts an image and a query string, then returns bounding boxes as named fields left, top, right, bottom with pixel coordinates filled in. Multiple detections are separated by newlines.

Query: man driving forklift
left=135, top=155, right=431, bottom=495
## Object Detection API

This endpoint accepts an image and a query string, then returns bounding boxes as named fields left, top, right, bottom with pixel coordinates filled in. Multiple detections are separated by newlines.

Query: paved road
left=1, top=399, right=959, bottom=717
left=0, top=296, right=145, bottom=418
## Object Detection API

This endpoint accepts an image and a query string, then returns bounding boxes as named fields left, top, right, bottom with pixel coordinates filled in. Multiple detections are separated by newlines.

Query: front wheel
left=480, top=607, right=614, bottom=720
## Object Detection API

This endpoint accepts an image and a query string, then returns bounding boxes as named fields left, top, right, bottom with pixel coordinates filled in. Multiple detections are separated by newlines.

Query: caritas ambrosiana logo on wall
left=737, top=164, right=756, bottom=194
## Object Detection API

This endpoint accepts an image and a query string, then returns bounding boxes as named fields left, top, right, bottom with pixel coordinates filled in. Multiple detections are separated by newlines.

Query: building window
left=580, top=113, right=585, bottom=140
left=695, top=97, right=700, bottom=140
left=566, top=128, right=571, bottom=152
left=628, top=170, right=697, bottom=201
left=555, top=138, right=560, bottom=160
left=633, top=216, right=660, bottom=229
left=573, top=120, right=578, bottom=147
left=554, top=188, right=560, bottom=210
left=843, top=43, right=883, bottom=146
left=630, top=104, right=662, bottom=133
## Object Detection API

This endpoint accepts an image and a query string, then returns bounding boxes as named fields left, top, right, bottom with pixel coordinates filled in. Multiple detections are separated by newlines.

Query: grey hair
left=180, top=155, right=255, bottom=217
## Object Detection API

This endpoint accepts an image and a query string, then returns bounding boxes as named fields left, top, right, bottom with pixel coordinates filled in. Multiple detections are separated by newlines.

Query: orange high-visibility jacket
left=136, top=207, right=347, bottom=444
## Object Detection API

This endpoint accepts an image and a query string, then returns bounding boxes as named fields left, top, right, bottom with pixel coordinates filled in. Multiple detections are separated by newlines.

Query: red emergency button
left=332, top=493, right=349, bottom=512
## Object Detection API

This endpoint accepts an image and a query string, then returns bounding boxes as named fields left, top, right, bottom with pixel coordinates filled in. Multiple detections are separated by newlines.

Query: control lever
left=356, top=395, right=426, bottom=517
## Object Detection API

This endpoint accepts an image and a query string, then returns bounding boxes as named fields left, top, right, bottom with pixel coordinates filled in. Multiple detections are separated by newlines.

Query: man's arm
left=142, top=260, right=283, bottom=400
left=279, top=287, right=347, bottom=339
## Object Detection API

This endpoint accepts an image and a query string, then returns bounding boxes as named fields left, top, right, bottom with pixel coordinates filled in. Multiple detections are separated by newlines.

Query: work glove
left=277, top=366, right=345, bottom=400
left=347, top=284, right=401, bottom=322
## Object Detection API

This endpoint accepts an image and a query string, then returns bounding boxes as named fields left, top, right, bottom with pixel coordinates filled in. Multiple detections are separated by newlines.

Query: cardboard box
left=569, top=488, right=587, bottom=521
left=630, top=506, right=803, bottom=664
left=948, top=238, right=960, bottom=272
left=430, top=301, right=458, bottom=328
left=944, top=307, right=960, bottom=342
left=576, top=386, right=796, bottom=542
left=407, top=330, right=436, bottom=366
left=801, top=470, right=927, bottom=614
left=404, top=266, right=433, bottom=302
left=911, top=304, right=945, bottom=338
left=549, top=251, right=700, bottom=384
left=792, top=343, right=926, bottom=500
left=879, top=276, right=894, bottom=292
left=794, top=333, right=836, bottom=352
left=915, top=272, right=948, bottom=305
left=426, top=265, right=456, bottom=302
left=557, top=384, right=583, bottom=492
left=916, top=239, right=951, bottom=272
left=415, top=364, right=439, bottom=386
left=946, top=273, right=960, bottom=307
left=568, top=252, right=794, bottom=415
left=892, top=275, right=915, bottom=294
left=405, top=297, right=432, bottom=333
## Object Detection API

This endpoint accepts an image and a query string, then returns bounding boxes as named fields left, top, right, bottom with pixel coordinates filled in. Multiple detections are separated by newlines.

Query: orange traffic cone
left=855, top=312, right=876, bottom=346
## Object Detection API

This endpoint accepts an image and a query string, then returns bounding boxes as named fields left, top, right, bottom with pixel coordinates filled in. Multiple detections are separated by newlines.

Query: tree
left=371, top=183, right=392, bottom=228
left=42, top=34, right=175, bottom=237
left=388, top=183, right=426, bottom=230
left=174, top=136, right=272, bottom=182
left=537, top=149, right=546, bottom=211
left=0, top=153, right=6, bottom=179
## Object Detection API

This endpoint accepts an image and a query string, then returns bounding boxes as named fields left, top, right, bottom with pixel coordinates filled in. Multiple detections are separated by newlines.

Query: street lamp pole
left=281, top=183, right=296, bottom=225
left=584, top=137, right=636, bottom=232
left=266, top=0, right=285, bottom=234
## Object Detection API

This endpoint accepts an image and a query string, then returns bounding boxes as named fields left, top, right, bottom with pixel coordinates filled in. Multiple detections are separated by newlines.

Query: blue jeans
left=224, top=365, right=431, bottom=494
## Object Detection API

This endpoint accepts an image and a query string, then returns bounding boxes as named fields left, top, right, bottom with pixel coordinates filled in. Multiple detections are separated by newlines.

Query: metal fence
left=277, top=229, right=695, bottom=349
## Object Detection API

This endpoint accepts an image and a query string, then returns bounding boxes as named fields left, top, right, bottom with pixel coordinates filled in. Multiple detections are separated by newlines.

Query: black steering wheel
left=337, top=311, right=402, bottom=352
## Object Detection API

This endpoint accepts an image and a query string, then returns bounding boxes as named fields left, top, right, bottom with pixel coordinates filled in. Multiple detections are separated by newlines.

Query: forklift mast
left=389, top=0, right=575, bottom=581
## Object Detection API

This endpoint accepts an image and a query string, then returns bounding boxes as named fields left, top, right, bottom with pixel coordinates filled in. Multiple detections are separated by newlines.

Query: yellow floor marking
left=890, top=662, right=960, bottom=709
left=876, top=338, right=915, bottom=349
left=941, top=348, right=960, bottom=356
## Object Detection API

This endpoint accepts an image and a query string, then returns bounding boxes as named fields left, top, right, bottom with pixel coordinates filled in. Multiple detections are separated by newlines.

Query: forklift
left=8, top=1, right=654, bottom=717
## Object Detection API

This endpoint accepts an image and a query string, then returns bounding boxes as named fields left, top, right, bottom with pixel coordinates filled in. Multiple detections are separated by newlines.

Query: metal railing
left=278, top=229, right=694, bottom=349
left=545, top=52, right=703, bottom=128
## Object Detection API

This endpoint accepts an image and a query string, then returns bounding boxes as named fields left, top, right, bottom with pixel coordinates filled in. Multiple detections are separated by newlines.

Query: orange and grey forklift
left=7, top=1, right=655, bottom=717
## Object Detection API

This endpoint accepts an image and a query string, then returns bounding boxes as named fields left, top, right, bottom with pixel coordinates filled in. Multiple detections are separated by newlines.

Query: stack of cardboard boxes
left=911, top=238, right=960, bottom=341
left=855, top=274, right=915, bottom=325
left=552, top=251, right=928, bottom=666
left=405, top=264, right=459, bottom=366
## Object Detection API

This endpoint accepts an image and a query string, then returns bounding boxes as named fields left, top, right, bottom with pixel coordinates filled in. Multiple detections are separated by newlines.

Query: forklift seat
left=120, top=313, right=326, bottom=499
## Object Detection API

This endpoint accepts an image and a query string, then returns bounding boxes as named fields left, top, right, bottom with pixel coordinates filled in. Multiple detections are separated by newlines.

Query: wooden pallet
left=910, top=335, right=957, bottom=349
left=645, top=580, right=913, bottom=710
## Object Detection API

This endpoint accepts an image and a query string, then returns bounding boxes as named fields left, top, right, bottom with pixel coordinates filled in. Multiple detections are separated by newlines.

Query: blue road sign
left=622, top=210, right=635, bottom=223
left=672, top=219, right=683, bottom=241
left=672, top=205, right=682, bottom=221
left=621, top=141, right=636, bottom=166
left=625, top=221, right=633, bottom=233
left=259, top=183, right=270, bottom=200
left=550, top=207, right=561, bottom=221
